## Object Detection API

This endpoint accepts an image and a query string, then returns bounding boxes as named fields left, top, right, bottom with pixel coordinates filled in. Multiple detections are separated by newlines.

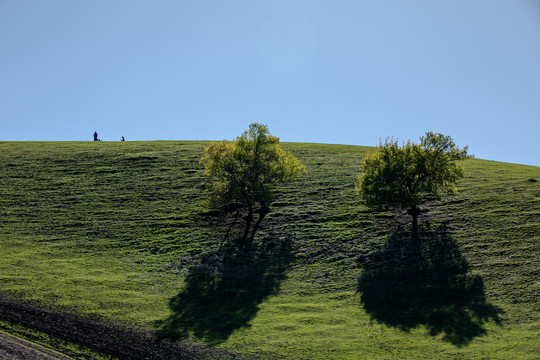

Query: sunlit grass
left=0, top=141, right=538, bottom=359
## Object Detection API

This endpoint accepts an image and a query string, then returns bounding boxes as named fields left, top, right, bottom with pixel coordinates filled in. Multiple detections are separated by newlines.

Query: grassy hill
left=0, top=141, right=538, bottom=359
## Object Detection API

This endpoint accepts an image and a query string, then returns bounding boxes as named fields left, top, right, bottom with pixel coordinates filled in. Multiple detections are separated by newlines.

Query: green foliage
left=200, top=123, right=305, bottom=244
left=357, top=132, right=469, bottom=231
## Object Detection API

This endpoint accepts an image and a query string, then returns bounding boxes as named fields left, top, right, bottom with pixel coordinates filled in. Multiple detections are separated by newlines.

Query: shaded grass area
left=0, top=141, right=539, bottom=359
left=158, top=238, right=294, bottom=344
left=358, top=223, right=502, bottom=346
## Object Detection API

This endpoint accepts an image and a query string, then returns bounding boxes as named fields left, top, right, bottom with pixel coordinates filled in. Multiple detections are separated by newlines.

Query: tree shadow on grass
left=157, top=238, right=293, bottom=345
left=357, top=223, right=502, bottom=346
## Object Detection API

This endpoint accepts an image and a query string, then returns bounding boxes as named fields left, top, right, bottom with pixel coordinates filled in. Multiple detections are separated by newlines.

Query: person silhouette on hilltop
left=94, top=131, right=98, bottom=141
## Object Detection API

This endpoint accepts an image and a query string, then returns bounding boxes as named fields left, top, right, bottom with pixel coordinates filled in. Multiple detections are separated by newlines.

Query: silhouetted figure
left=94, top=131, right=98, bottom=141
left=121, top=136, right=125, bottom=141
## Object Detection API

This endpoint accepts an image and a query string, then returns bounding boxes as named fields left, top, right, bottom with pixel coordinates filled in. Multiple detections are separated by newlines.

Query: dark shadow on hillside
left=157, top=238, right=293, bottom=345
left=357, top=224, right=502, bottom=346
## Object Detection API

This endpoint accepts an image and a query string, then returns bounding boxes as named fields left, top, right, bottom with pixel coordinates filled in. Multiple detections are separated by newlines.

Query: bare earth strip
left=0, top=296, right=246, bottom=360
left=0, top=331, right=73, bottom=360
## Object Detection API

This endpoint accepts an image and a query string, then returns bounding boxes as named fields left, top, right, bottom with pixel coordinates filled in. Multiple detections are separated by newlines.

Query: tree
left=200, top=123, right=306, bottom=247
left=357, top=132, right=469, bottom=233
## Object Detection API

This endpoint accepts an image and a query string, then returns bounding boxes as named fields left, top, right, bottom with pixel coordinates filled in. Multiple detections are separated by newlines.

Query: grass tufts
left=0, top=141, right=538, bottom=359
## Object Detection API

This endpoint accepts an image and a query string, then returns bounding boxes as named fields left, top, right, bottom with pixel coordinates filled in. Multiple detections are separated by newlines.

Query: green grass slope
left=0, top=141, right=538, bottom=359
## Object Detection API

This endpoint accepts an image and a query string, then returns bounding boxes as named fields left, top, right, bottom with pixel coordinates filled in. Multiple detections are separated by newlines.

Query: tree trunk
left=250, top=206, right=269, bottom=243
left=411, top=206, right=419, bottom=235
left=222, top=208, right=240, bottom=244
left=242, top=205, right=253, bottom=245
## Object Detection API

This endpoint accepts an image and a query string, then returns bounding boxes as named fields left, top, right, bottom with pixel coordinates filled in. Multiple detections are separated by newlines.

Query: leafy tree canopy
left=357, top=132, right=469, bottom=232
left=200, top=123, right=306, bottom=246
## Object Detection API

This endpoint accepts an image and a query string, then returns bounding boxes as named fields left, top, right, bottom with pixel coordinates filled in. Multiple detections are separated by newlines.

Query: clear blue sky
left=1, top=1, right=539, bottom=166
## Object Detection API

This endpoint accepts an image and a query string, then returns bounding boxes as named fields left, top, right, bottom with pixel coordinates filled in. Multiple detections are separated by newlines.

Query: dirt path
left=0, top=296, right=245, bottom=360
left=0, top=331, right=73, bottom=360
